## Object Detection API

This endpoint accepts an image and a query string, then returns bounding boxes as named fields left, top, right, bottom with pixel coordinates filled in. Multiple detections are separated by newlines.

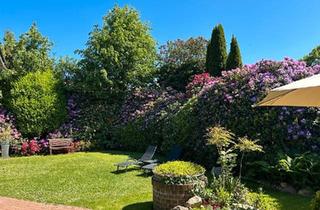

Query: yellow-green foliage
left=154, top=161, right=205, bottom=177
left=9, top=70, right=66, bottom=137
left=311, top=191, right=320, bottom=210
left=246, top=192, right=280, bottom=210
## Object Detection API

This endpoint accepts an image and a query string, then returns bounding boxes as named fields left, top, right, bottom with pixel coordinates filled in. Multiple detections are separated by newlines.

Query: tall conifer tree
left=226, top=36, right=243, bottom=70
left=205, top=24, right=227, bottom=76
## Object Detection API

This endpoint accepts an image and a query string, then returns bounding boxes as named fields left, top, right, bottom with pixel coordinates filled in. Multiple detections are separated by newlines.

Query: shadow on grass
left=122, top=201, right=153, bottom=210
left=100, top=150, right=142, bottom=159
left=111, top=167, right=140, bottom=174
left=100, top=150, right=165, bottom=162
left=136, top=171, right=153, bottom=177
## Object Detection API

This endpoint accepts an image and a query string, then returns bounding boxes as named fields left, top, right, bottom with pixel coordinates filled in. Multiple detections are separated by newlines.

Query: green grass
left=0, top=152, right=153, bottom=210
left=0, top=152, right=312, bottom=210
left=245, top=181, right=312, bottom=210
left=267, top=190, right=311, bottom=210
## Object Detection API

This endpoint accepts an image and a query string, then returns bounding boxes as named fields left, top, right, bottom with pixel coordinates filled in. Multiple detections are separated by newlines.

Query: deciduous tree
left=76, top=6, right=157, bottom=102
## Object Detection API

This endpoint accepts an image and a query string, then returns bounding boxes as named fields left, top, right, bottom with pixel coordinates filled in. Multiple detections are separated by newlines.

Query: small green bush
left=154, top=161, right=205, bottom=177
left=9, top=70, right=67, bottom=137
left=311, top=191, right=320, bottom=210
left=246, top=192, right=280, bottom=210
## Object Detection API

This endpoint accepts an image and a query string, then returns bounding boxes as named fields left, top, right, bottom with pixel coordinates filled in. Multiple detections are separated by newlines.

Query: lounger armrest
left=142, top=159, right=158, bottom=164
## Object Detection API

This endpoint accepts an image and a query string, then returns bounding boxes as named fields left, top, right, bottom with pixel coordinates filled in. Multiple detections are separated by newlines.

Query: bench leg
left=50, top=148, right=52, bottom=155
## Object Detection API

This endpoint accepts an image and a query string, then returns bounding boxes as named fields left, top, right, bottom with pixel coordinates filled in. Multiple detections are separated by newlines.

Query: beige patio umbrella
left=257, top=73, right=320, bottom=107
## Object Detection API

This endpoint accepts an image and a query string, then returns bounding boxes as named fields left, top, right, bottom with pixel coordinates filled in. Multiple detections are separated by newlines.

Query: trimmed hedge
left=9, top=70, right=67, bottom=137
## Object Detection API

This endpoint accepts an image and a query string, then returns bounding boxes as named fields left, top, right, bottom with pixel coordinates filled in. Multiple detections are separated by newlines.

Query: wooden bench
left=48, top=138, right=73, bottom=155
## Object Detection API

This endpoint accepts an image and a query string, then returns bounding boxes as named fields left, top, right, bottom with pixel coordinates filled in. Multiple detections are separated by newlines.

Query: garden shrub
left=0, top=106, right=21, bottom=140
left=180, top=59, right=320, bottom=166
left=311, top=191, right=320, bottom=210
left=112, top=87, right=185, bottom=151
left=9, top=70, right=67, bottom=137
left=195, top=58, right=320, bottom=150
left=70, top=98, right=116, bottom=149
left=159, top=58, right=320, bottom=189
left=162, top=96, right=198, bottom=150
left=276, top=153, right=320, bottom=188
left=49, top=94, right=124, bottom=151
left=154, top=161, right=205, bottom=184
left=154, top=161, right=205, bottom=177
left=246, top=191, right=280, bottom=210
left=192, top=126, right=264, bottom=209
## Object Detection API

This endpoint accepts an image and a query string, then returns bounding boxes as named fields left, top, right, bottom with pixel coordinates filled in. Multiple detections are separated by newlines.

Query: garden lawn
left=0, top=152, right=153, bottom=210
left=0, top=152, right=312, bottom=210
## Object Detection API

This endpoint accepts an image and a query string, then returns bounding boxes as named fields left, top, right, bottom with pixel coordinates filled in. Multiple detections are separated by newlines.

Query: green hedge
left=9, top=70, right=67, bottom=137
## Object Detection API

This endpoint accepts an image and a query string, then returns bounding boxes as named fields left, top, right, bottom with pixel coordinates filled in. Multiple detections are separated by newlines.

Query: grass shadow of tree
left=122, top=201, right=153, bottom=210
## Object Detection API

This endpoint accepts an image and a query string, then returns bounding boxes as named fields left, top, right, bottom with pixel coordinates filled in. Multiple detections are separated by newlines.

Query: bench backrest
left=49, top=138, right=73, bottom=148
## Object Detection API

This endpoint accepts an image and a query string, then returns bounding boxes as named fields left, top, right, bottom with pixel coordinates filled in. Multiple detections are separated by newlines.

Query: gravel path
left=0, top=197, right=90, bottom=210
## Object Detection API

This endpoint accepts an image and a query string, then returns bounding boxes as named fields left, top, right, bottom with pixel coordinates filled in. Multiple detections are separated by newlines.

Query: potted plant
left=152, top=161, right=206, bottom=210
left=0, top=123, right=14, bottom=158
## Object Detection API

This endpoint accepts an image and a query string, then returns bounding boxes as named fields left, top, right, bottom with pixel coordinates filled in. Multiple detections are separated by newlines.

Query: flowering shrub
left=48, top=95, right=81, bottom=139
left=165, top=58, right=320, bottom=169
left=186, top=73, right=217, bottom=96
left=195, top=58, right=320, bottom=150
left=21, top=139, right=40, bottom=155
left=0, top=107, right=21, bottom=140
left=112, top=87, right=185, bottom=150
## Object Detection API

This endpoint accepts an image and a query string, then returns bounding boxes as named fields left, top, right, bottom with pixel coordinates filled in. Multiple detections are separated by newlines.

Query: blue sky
left=0, top=0, right=320, bottom=64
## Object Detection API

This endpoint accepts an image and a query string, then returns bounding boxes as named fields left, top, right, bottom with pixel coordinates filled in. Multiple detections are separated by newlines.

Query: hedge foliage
left=9, top=70, right=67, bottom=137
left=112, top=87, right=185, bottom=151
left=113, top=58, right=320, bottom=170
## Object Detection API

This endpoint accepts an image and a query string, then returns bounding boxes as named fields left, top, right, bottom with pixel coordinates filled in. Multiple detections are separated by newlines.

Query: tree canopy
left=0, top=23, right=53, bottom=102
left=302, top=45, right=320, bottom=66
left=157, top=37, right=208, bottom=91
left=75, top=6, right=157, bottom=102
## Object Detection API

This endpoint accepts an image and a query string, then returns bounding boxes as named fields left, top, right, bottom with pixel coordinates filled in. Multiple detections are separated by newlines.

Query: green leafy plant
left=75, top=5, right=156, bottom=102
left=207, top=126, right=237, bottom=189
left=246, top=191, right=280, bottom=210
left=214, top=187, right=232, bottom=208
left=202, top=126, right=263, bottom=208
left=276, top=153, right=320, bottom=189
left=207, top=126, right=263, bottom=184
left=157, top=37, right=207, bottom=91
left=237, top=137, right=263, bottom=180
left=0, top=24, right=53, bottom=103
left=9, top=70, right=67, bottom=137
left=154, top=161, right=205, bottom=185
left=302, top=45, right=320, bottom=66
left=311, top=191, right=320, bottom=210
left=0, top=123, right=14, bottom=144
